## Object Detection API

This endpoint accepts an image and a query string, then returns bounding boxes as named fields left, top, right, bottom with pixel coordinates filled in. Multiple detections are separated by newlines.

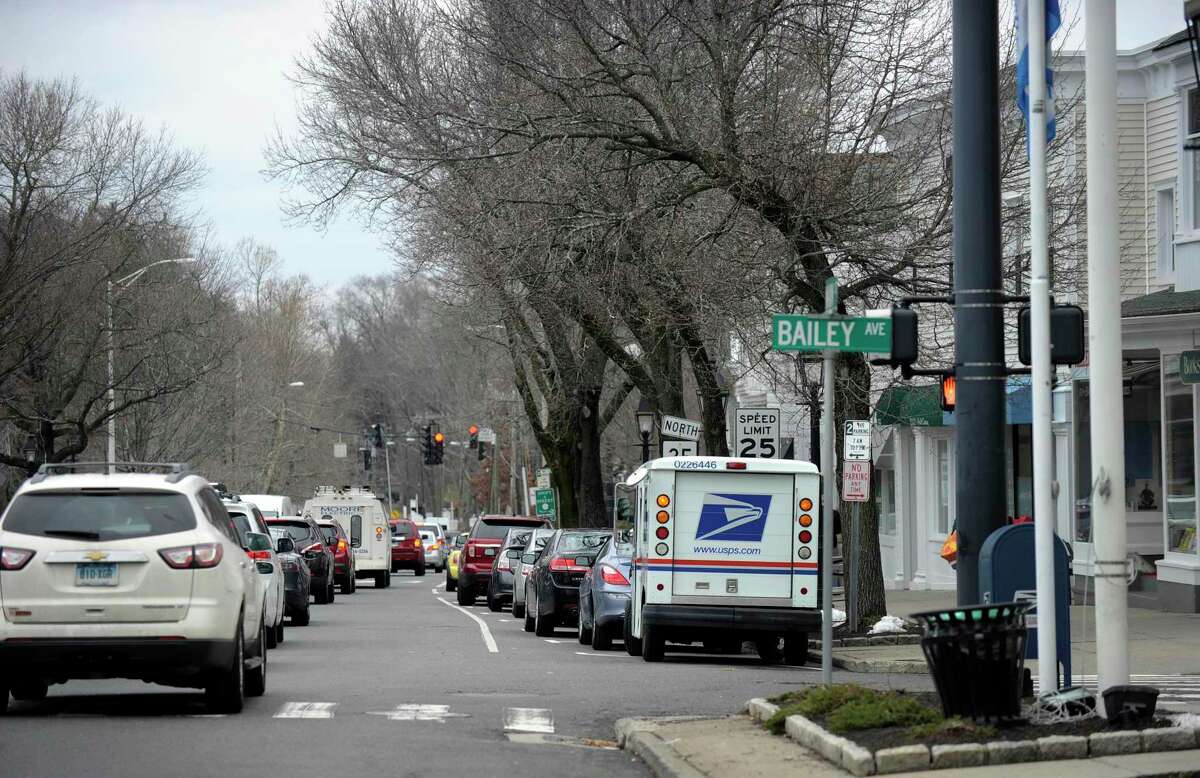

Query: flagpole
left=1026, top=0, right=1059, bottom=695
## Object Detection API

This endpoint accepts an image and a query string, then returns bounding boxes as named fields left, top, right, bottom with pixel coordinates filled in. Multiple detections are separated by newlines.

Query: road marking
left=437, top=597, right=499, bottom=653
left=431, top=583, right=444, bottom=594
left=504, top=707, right=555, bottom=734
left=274, top=702, right=337, bottom=719
left=367, top=704, right=470, bottom=721
left=543, top=639, right=563, bottom=644
left=497, top=619, right=513, bottom=623
left=574, top=651, right=628, bottom=658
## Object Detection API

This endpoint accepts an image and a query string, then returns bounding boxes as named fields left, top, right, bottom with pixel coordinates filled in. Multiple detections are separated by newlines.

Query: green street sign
left=1181, top=350, right=1200, bottom=385
left=535, top=488, right=556, bottom=517
left=772, top=313, right=892, bottom=354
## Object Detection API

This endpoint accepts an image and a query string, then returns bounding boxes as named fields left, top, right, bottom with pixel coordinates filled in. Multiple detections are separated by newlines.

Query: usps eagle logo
left=694, top=494, right=772, bottom=542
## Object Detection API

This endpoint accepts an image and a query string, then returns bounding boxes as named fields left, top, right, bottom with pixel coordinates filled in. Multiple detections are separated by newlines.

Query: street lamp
left=106, top=257, right=197, bottom=470
left=22, top=434, right=38, bottom=465
left=636, top=398, right=654, bottom=464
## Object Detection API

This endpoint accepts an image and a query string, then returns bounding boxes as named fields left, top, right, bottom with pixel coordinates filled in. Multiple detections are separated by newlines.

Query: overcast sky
left=0, top=1, right=1188, bottom=287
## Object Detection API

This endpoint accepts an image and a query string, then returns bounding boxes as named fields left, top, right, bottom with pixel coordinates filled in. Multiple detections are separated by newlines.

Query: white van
left=240, top=494, right=294, bottom=519
left=301, top=487, right=391, bottom=588
left=622, top=456, right=821, bottom=664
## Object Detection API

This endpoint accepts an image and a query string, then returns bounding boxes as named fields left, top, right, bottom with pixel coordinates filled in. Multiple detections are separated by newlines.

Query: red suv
left=457, top=515, right=552, bottom=606
left=390, top=519, right=425, bottom=576
left=318, top=519, right=356, bottom=594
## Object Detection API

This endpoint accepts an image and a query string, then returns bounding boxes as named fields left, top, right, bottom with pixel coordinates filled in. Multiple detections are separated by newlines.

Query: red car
left=318, top=519, right=356, bottom=594
left=390, top=519, right=425, bottom=576
left=456, top=515, right=552, bottom=606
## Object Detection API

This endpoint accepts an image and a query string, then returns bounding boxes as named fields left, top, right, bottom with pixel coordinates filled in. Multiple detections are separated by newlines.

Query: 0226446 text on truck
left=621, top=456, right=820, bottom=664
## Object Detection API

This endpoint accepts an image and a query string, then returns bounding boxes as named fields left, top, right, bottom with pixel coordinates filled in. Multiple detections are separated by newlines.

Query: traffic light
left=468, top=424, right=479, bottom=449
left=371, top=423, right=384, bottom=448
left=478, top=441, right=487, bottom=461
left=1017, top=304, right=1085, bottom=366
left=940, top=374, right=956, bottom=412
left=432, top=431, right=445, bottom=465
left=361, top=447, right=372, bottom=471
left=421, top=424, right=433, bottom=465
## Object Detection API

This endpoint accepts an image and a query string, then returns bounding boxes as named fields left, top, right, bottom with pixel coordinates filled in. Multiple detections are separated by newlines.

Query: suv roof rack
left=31, top=462, right=194, bottom=485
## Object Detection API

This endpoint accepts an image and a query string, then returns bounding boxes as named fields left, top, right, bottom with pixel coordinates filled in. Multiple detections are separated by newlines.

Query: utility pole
left=509, top=408, right=519, bottom=514
left=820, top=279, right=836, bottom=685
left=1084, top=0, right=1129, bottom=702
left=952, top=0, right=1007, bottom=605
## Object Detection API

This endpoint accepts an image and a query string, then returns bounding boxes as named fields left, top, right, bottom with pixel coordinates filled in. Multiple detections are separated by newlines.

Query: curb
left=615, top=718, right=708, bottom=778
left=831, top=654, right=929, bottom=675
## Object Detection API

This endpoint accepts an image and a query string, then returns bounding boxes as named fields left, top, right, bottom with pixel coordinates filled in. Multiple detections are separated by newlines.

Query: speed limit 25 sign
left=735, top=407, right=780, bottom=459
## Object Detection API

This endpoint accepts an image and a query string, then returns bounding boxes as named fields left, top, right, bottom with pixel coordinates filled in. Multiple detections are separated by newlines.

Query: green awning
left=875, top=384, right=947, bottom=427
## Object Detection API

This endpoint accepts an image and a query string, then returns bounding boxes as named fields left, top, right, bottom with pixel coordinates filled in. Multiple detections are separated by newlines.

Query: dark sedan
left=578, top=534, right=633, bottom=650
left=269, top=532, right=313, bottom=626
left=267, top=516, right=336, bottom=605
left=523, top=529, right=611, bottom=636
left=486, top=528, right=534, bottom=611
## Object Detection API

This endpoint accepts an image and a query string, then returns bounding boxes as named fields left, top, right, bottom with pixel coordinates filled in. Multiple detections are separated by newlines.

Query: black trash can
left=911, top=601, right=1032, bottom=723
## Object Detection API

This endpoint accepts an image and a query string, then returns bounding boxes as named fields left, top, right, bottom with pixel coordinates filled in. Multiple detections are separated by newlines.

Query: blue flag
left=1015, top=0, right=1061, bottom=155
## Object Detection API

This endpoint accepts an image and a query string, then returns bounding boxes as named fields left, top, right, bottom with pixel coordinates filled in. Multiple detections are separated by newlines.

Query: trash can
left=911, top=601, right=1032, bottom=723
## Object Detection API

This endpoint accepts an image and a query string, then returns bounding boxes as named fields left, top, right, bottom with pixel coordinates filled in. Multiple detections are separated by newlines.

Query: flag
left=1015, top=0, right=1062, bottom=155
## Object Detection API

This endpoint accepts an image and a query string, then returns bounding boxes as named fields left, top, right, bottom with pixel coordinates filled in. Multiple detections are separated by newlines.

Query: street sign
left=1182, top=350, right=1200, bottom=385
left=536, top=468, right=551, bottom=490
left=843, top=420, right=871, bottom=462
left=479, top=427, right=497, bottom=444
left=735, top=407, right=780, bottom=459
left=660, top=414, right=702, bottom=441
left=772, top=313, right=892, bottom=353
left=842, top=461, right=871, bottom=502
left=661, top=439, right=698, bottom=457
left=534, top=488, right=556, bottom=517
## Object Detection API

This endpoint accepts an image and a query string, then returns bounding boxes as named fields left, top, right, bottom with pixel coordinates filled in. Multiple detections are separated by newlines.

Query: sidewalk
left=617, top=714, right=1200, bottom=778
left=834, top=590, right=1200, bottom=677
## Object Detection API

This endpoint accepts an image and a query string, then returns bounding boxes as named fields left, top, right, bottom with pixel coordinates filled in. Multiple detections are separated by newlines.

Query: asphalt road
left=2, top=571, right=923, bottom=777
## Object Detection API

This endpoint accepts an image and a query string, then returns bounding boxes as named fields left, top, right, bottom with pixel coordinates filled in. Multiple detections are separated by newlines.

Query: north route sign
left=772, top=314, right=892, bottom=353
left=660, top=414, right=702, bottom=442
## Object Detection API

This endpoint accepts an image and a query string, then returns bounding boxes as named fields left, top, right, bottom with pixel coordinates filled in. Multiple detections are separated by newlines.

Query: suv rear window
left=473, top=521, right=545, bottom=540
left=268, top=520, right=313, bottom=542
left=319, top=524, right=338, bottom=542
left=3, top=492, right=197, bottom=541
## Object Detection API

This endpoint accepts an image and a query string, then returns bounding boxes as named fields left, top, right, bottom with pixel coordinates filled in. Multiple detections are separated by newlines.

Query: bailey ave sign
left=772, top=313, right=891, bottom=353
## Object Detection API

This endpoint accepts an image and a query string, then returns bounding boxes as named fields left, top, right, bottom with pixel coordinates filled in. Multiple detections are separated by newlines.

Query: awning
left=875, top=377, right=1034, bottom=428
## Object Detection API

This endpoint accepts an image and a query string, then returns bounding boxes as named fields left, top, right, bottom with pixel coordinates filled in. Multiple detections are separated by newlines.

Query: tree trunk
left=576, top=387, right=607, bottom=527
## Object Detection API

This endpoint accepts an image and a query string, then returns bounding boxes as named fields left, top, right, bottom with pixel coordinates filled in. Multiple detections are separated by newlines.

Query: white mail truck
left=620, top=456, right=821, bottom=664
left=302, top=486, right=392, bottom=588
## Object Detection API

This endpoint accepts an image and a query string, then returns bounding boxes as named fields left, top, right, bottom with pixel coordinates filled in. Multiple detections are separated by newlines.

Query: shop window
left=875, top=468, right=896, bottom=536
left=1164, top=357, right=1198, bottom=555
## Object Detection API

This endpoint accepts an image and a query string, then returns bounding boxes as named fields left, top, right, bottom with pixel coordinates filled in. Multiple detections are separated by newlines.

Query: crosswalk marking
left=504, top=707, right=555, bottom=734
left=273, top=701, right=338, bottom=719
left=367, top=704, right=469, bottom=721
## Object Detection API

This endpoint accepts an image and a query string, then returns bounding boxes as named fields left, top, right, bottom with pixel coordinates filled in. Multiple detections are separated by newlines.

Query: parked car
left=239, top=494, right=294, bottom=518
left=0, top=463, right=266, bottom=714
left=457, top=516, right=552, bottom=606
left=418, top=523, right=447, bottom=571
left=266, top=515, right=336, bottom=604
left=445, top=532, right=467, bottom=591
left=523, top=529, right=611, bottom=636
left=390, top=519, right=425, bottom=575
left=317, top=519, right=356, bottom=594
left=510, top=527, right=555, bottom=619
left=268, top=530, right=312, bottom=625
left=226, top=499, right=286, bottom=648
left=578, top=534, right=633, bottom=650
left=486, top=528, right=534, bottom=611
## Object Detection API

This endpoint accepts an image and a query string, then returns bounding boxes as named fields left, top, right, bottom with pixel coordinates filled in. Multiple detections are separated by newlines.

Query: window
left=1157, top=188, right=1176, bottom=278
left=935, top=438, right=952, bottom=535
left=875, top=468, right=896, bottom=535
left=198, top=489, right=238, bottom=542
left=3, top=492, right=196, bottom=541
left=351, top=514, right=363, bottom=548
left=1164, top=356, right=1197, bottom=554
left=1190, top=89, right=1200, bottom=230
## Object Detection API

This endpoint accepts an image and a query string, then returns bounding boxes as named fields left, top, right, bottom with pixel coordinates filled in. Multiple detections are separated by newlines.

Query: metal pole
left=1085, top=0, right=1129, bottom=702
left=106, top=279, right=116, bottom=473
left=1026, top=0, right=1060, bottom=693
left=848, top=503, right=860, bottom=634
left=952, top=0, right=1007, bottom=605
left=383, top=442, right=394, bottom=519
left=509, top=412, right=518, bottom=515
left=821, top=279, right=836, bottom=684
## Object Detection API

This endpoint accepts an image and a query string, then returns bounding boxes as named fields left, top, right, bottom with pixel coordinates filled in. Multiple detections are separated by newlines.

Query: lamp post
left=715, top=366, right=733, bottom=456
left=106, top=257, right=197, bottom=471
left=636, top=398, right=654, bottom=464
left=22, top=434, right=38, bottom=466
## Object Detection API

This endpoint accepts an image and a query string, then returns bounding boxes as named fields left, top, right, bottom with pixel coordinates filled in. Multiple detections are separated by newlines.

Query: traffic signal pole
left=952, top=0, right=1007, bottom=605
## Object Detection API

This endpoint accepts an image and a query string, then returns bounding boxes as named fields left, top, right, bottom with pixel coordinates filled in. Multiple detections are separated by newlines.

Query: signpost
left=659, top=414, right=702, bottom=441
left=735, top=407, right=780, bottom=458
left=842, top=461, right=871, bottom=502
left=772, top=314, right=892, bottom=353
left=536, top=468, right=551, bottom=490
left=661, top=439, right=698, bottom=457
left=843, top=420, right=871, bottom=461
left=1182, top=350, right=1200, bottom=385
left=534, top=488, right=556, bottom=519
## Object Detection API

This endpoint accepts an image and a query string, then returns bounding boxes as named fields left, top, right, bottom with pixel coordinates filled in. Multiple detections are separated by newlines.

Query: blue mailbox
left=979, top=523, right=1072, bottom=687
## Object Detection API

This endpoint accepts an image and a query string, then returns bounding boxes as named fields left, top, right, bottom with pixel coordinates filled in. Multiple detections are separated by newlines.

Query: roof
left=19, top=471, right=207, bottom=494
left=1121, top=288, right=1200, bottom=318
left=627, top=457, right=819, bottom=485
left=1152, top=29, right=1190, bottom=52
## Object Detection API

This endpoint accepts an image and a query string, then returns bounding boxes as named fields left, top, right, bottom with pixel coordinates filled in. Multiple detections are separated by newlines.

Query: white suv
left=0, top=463, right=267, bottom=713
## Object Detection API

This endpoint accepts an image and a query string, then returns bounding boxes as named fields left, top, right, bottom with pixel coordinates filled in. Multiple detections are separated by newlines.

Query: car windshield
left=418, top=524, right=441, bottom=536
left=267, top=520, right=312, bottom=541
left=473, top=521, right=542, bottom=540
left=419, top=530, right=436, bottom=542
left=3, top=491, right=197, bottom=541
left=319, top=525, right=338, bottom=542
left=557, top=532, right=611, bottom=553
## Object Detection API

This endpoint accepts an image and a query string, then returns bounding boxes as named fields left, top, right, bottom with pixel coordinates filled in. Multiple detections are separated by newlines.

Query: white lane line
left=437, top=597, right=499, bottom=653
left=504, top=707, right=555, bottom=734
left=574, top=651, right=628, bottom=658
left=497, top=619, right=513, bottom=623
left=367, top=704, right=470, bottom=721
left=432, top=583, right=443, bottom=594
left=543, top=639, right=564, bottom=644
left=274, top=702, right=338, bottom=719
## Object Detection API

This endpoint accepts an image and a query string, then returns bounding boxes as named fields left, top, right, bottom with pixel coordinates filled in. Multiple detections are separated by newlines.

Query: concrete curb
left=831, top=654, right=930, bottom=675
left=745, top=698, right=779, bottom=722
left=614, top=718, right=708, bottom=778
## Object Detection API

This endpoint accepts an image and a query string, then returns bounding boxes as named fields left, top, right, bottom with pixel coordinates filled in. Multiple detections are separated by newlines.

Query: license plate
left=354, top=547, right=369, bottom=554
left=75, top=563, right=118, bottom=587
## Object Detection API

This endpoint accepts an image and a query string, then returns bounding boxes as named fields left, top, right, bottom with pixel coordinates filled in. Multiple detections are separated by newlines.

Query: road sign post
left=820, top=280, right=837, bottom=684
left=735, top=408, right=781, bottom=458
left=842, top=459, right=871, bottom=634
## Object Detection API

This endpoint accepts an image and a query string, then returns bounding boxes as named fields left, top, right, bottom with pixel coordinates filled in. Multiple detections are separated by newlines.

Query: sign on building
left=735, top=407, right=780, bottom=459
left=1181, top=350, right=1200, bottom=385
left=843, top=420, right=871, bottom=462
left=661, top=439, right=698, bottom=457
left=842, top=460, right=871, bottom=502
left=660, top=414, right=702, bottom=441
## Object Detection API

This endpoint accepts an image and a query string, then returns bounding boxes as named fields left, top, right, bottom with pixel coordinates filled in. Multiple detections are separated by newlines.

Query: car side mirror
left=276, top=537, right=296, bottom=554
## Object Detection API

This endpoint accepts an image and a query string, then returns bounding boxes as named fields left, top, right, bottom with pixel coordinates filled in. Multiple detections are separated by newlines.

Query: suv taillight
left=0, top=547, right=35, bottom=570
left=159, top=543, right=224, bottom=569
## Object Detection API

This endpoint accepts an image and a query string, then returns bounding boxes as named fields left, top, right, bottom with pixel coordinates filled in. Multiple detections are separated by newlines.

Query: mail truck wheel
left=784, top=632, right=809, bottom=666
left=9, top=679, right=47, bottom=701
left=755, top=637, right=783, bottom=664
left=641, top=622, right=665, bottom=662
left=623, top=600, right=642, bottom=656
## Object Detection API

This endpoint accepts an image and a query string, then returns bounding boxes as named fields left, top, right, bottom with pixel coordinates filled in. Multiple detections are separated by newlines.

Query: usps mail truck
left=302, top=486, right=392, bottom=588
left=621, top=456, right=821, bottom=663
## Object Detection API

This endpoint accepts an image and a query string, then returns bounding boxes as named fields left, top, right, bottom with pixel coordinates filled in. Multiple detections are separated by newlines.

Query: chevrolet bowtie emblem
left=84, top=551, right=109, bottom=562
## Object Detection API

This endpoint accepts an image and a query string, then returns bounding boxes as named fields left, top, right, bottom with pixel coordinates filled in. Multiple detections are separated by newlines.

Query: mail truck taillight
left=0, top=547, right=35, bottom=571
left=655, top=526, right=670, bottom=540
left=600, top=563, right=629, bottom=586
left=799, top=498, right=813, bottom=511
left=159, top=543, right=223, bottom=569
